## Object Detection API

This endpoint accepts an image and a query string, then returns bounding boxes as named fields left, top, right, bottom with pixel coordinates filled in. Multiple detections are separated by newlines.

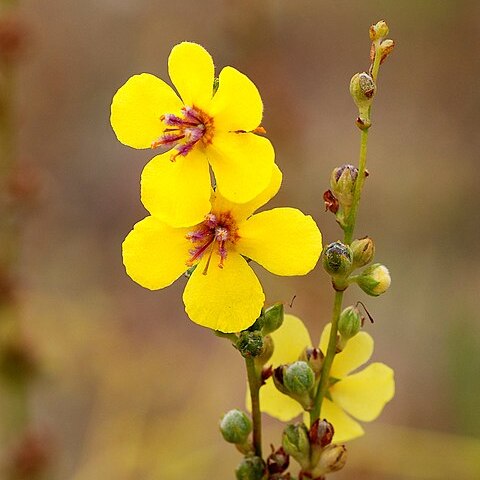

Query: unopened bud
left=235, top=456, right=266, bottom=480
left=369, top=20, right=389, bottom=41
left=356, top=263, right=391, bottom=296
left=379, top=39, right=395, bottom=64
left=220, top=410, right=252, bottom=445
left=330, top=164, right=358, bottom=208
left=255, top=335, right=274, bottom=367
left=309, top=419, right=335, bottom=448
left=338, top=306, right=362, bottom=340
left=315, top=444, right=347, bottom=475
left=299, top=347, right=324, bottom=377
left=350, top=72, right=376, bottom=117
left=237, top=331, right=264, bottom=358
left=351, top=236, right=375, bottom=268
left=262, top=303, right=284, bottom=335
left=282, top=423, right=310, bottom=470
left=284, top=361, right=315, bottom=395
left=267, top=446, right=290, bottom=475
left=322, top=242, right=353, bottom=278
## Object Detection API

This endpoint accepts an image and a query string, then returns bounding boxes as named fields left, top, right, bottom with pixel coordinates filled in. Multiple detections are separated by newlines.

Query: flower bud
left=255, top=335, right=274, bottom=367
left=322, top=242, right=353, bottom=278
left=299, top=346, right=324, bottom=377
left=314, top=444, right=347, bottom=475
left=338, top=306, right=362, bottom=340
left=266, top=446, right=290, bottom=475
left=355, top=263, right=391, bottom=296
left=351, top=236, right=375, bottom=268
left=350, top=72, right=376, bottom=115
left=237, top=331, right=264, bottom=358
left=369, top=20, right=389, bottom=41
left=309, top=419, right=335, bottom=448
left=220, top=409, right=252, bottom=445
left=261, top=303, right=284, bottom=335
left=379, top=39, right=395, bottom=64
left=283, top=361, right=315, bottom=395
left=235, top=456, right=266, bottom=480
left=282, top=423, right=310, bottom=470
left=330, top=164, right=358, bottom=208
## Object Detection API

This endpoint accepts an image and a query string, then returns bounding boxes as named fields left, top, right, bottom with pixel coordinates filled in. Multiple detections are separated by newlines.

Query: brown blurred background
left=1, top=0, right=480, bottom=478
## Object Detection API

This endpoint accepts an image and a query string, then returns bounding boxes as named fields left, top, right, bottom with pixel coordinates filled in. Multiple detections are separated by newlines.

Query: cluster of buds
left=369, top=20, right=395, bottom=67
left=282, top=420, right=347, bottom=478
left=322, top=238, right=390, bottom=297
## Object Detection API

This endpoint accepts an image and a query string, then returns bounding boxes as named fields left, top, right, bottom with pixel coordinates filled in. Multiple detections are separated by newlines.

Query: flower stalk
left=245, top=356, right=263, bottom=457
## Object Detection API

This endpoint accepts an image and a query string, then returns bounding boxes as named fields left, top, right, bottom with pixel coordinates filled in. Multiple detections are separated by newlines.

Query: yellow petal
left=320, top=398, right=365, bottom=443
left=257, top=377, right=303, bottom=422
left=141, top=149, right=212, bottom=227
left=110, top=73, right=182, bottom=149
left=212, top=163, right=282, bottom=222
left=208, top=66, right=263, bottom=132
left=330, top=363, right=395, bottom=422
left=208, top=131, right=275, bottom=203
left=270, top=314, right=312, bottom=366
left=183, top=252, right=264, bottom=332
left=168, top=42, right=214, bottom=110
left=237, top=208, right=322, bottom=276
left=320, top=324, right=374, bottom=378
left=122, top=216, right=190, bottom=290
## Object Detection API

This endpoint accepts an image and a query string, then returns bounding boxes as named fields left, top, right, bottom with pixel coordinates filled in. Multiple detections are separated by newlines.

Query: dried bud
left=284, top=361, right=315, bottom=395
left=369, top=20, right=389, bottom=41
left=322, top=242, right=353, bottom=278
left=267, top=446, right=290, bottom=475
left=323, top=190, right=339, bottom=214
left=351, top=236, right=375, bottom=268
left=355, top=263, right=391, bottom=296
left=220, top=410, right=252, bottom=445
left=236, top=456, right=266, bottom=480
left=338, top=306, right=362, bottom=340
left=299, top=347, right=324, bottom=377
left=330, top=164, right=358, bottom=208
left=262, top=303, right=284, bottom=335
left=309, top=419, right=335, bottom=448
left=282, top=423, right=310, bottom=469
left=315, top=444, right=347, bottom=475
left=237, top=331, right=264, bottom=358
left=350, top=72, right=376, bottom=115
left=379, top=39, right=395, bottom=64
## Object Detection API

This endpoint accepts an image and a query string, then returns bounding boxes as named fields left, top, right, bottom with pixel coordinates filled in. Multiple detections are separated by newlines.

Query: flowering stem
left=245, top=357, right=262, bottom=457
left=311, top=37, right=383, bottom=425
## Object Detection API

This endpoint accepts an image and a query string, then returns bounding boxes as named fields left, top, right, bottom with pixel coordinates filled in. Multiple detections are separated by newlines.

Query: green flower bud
left=322, top=242, right=353, bottom=278
left=350, top=72, right=376, bottom=119
left=299, top=346, right=324, bottom=377
left=220, top=409, right=252, bottom=445
left=282, top=423, right=310, bottom=470
left=255, top=335, right=274, bottom=367
left=261, top=303, right=284, bottom=335
left=237, top=331, right=264, bottom=358
left=314, top=444, right=347, bottom=475
left=330, top=164, right=358, bottom=208
left=351, top=236, right=375, bottom=269
left=338, top=306, right=362, bottom=340
left=235, top=456, right=266, bottom=480
left=355, top=263, right=391, bottom=296
left=283, top=361, right=315, bottom=395
left=369, top=20, right=389, bottom=41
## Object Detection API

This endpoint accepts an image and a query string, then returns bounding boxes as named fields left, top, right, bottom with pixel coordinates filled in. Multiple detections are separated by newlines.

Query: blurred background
left=1, top=0, right=479, bottom=478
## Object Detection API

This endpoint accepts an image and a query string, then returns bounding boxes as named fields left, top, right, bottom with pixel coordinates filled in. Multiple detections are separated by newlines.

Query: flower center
left=151, top=106, right=214, bottom=161
left=186, top=212, right=239, bottom=275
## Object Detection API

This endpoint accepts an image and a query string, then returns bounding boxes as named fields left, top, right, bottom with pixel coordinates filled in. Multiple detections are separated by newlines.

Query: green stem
left=245, top=357, right=262, bottom=457
left=311, top=38, right=383, bottom=425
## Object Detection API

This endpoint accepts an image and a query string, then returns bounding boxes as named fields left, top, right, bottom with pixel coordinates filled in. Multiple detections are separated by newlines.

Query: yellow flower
left=111, top=42, right=275, bottom=227
left=122, top=167, right=322, bottom=333
left=259, top=314, right=395, bottom=442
